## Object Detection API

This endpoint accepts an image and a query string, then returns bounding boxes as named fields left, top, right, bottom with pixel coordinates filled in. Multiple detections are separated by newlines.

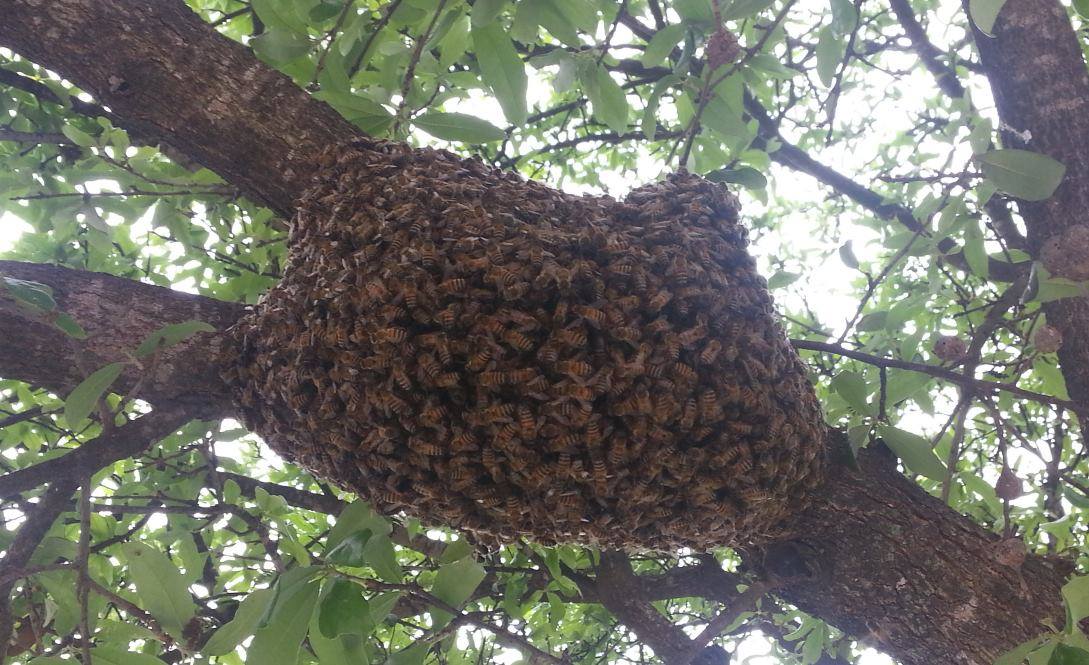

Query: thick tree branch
left=0, top=261, right=241, bottom=418
left=0, top=1, right=361, bottom=217
left=0, top=406, right=192, bottom=499
left=966, top=0, right=1089, bottom=413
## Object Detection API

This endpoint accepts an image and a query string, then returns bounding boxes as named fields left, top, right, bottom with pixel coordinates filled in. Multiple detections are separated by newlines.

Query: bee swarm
left=223, top=139, right=827, bottom=550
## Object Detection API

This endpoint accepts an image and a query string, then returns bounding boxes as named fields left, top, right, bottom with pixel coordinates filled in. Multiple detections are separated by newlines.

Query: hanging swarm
left=222, top=138, right=827, bottom=550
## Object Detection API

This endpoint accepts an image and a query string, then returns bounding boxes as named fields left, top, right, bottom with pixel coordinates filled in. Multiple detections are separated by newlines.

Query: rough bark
left=967, top=0, right=1089, bottom=409
left=0, top=261, right=241, bottom=419
left=0, top=2, right=1077, bottom=664
left=762, top=445, right=1069, bottom=665
left=0, top=0, right=360, bottom=217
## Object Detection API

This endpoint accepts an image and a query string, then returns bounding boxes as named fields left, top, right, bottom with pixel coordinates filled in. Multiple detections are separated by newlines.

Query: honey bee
left=364, top=279, right=390, bottom=301
left=699, top=339, right=722, bottom=364
left=373, top=326, right=407, bottom=344
left=409, top=437, right=443, bottom=456
left=361, top=355, right=392, bottom=371
left=591, top=457, right=608, bottom=492
left=435, top=372, right=460, bottom=388
left=648, top=289, right=672, bottom=312
left=495, top=422, right=520, bottom=444
left=548, top=433, right=581, bottom=452
left=389, top=363, right=413, bottom=391
left=679, top=398, right=698, bottom=429
left=450, top=430, right=480, bottom=452
left=536, top=343, right=559, bottom=364
left=610, top=327, right=640, bottom=346
left=483, top=403, right=516, bottom=421
left=671, top=362, right=697, bottom=384
left=559, top=383, right=594, bottom=402
left=502, top=329, right=534, bottom=352
left=436, top=304, right=458, bottom=328
left=402, top=282, right=419, bottom=309
left=479, top=316, right=506, bottom=335
left=479, top=371, right=505, bottom=387
left=420, top=241, right=438, bottom=269
left=518, top=405, right=536, bottom=438
left=556, top=360, right=593, bottom=377
left=574, top=305, right=607, bottom=327
left=557, top=327, right=588, bottom=348
left=678, top=321, right=708, bottom=348
left=417, top=353, right=441, bottom=382
left=699, top=388, right=722, bottom=420
left=437, top=277, right=467, bottom=295
left=467, top=346, right=494, bottom=371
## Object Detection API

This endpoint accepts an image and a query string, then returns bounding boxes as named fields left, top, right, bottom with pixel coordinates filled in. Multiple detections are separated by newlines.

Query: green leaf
left=838, top=241, right=859, bottom=269
left=581, top=63, right=629, bottom=134
left=721, top=0, right=775, bottom=20
left=829, top=0, right=858, bottom=35
left=362, top=530, right=403, bottom=583
left=319, top=579, right=371, bottom=638
left=120, top=542, right=199, bottom=639
left=430, top=556, right=486, bottom=626
left=877, top=425, right=947, bottom=481
left=53, top=313, right=87, bottom=339
left=968, top=0, right=1009, bottom=36
left=27, top=658, right=76, bottom=665
left=884, top=369, right=931, bottom=406
left=979, top=149, right=1066, bottom=201
left=767, top=271, right=800, bottom=289
left=88, top=648, right=169, bottom=665
left=248, top=568, right=321, bottom=665
left=996, top=636, right=1052, bottom=665
left=472, top=24, right=528, bottom=125
left=252, top=28, right=312, bottom=64
left=747, top=54, right=796, bottom=79
left=61, top=125, right=97, bottom=147
left=136, top=320, right=216, bottom=357
left=471, top=0, right=507, bottom=25
left=1075, top=0, right=1089, bottom=18
left=642, top=75, right=681, bottom=140
left=641, top=24, right=685, bottom=67
left=309, top=615, right=372, bottom=665
left=251, top=0, right=309, bottom=33
left=1062, top=575, right=1089, bottom=627
left=1, top=277, right=56, bottom=311
left=963, top=218, right=990, bottom=278
left=537, top=0, right=597, bottom=45
left=413, top=112, right=506, bottom=143
left=706, top=166, right=767, bottom=189
left=202, top=588, right=274, bottom=656
left=64, top=362, right=125, bottom=427
left=1051, top=644, right=1089, bottom=665
left=815, top=26, right=842, bottom=87
left=831, top=370, right=872, bottom=415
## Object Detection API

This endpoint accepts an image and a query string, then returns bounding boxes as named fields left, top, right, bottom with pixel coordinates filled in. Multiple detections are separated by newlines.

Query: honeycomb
left=222, top=139, right=827, bottom=550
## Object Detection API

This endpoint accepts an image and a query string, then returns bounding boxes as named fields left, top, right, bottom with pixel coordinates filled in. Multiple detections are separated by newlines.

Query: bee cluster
left=223, top=139, right=827, bottom=550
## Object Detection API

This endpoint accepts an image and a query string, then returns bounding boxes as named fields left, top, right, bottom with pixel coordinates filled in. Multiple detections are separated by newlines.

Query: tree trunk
left=0, top=2, right=1078, bottom=663
left=968, top=0, right=1089, bottom=409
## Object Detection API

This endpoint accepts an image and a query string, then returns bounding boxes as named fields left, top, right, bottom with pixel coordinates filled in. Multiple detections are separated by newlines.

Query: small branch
left=0, top=129, right=71, bottom=144
left=0, top=407, right=192, bottom=499
left=791, top=339, right=1078, bottom=412
left=0, top=479, right=80, bottom=662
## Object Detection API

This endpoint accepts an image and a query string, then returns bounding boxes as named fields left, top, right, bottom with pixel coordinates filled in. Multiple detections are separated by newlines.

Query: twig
left=78, top=478, right=94, bottom=663
left=308, top=0, right=356, bottom=91
left=791, top=339, right=1079, bottom=412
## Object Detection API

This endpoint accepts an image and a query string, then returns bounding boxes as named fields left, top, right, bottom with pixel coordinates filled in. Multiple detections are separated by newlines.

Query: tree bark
left=967, top=0, right=1089, bottom=409
left=0, top=2, right=1077, bottom=664
left=0, top=0, right=360, bottom=217
left=0, top=261, right=241, bottom=419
